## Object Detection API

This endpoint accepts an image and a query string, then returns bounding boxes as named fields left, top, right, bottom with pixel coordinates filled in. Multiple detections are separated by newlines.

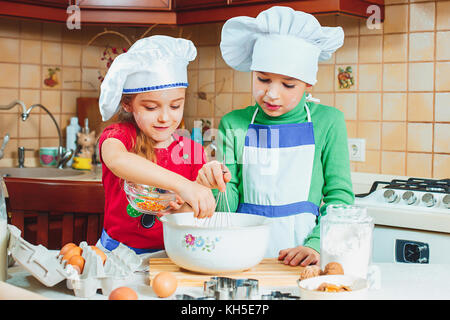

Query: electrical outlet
left=348, top=138, right=366, bottom=162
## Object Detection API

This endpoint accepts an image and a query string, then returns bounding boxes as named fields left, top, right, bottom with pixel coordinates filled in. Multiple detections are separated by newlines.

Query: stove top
left=355, top=177, right=450, bottom=211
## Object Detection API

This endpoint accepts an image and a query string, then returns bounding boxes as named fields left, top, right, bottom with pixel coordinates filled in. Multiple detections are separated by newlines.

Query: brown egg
left=152, top=272, right=177, bottom=298
left=59, top=243, right=77, bottom=256
left=109, top=287, right=138, bottom=300
left=62, top=246, right=83, bottom=262
left=90, top=246, right=107, bottom=265
left=68, top=255, right=85, bottom=274
left=323, top=262, right=344, bottom=275
left=299, top=265, right=322, bottom=280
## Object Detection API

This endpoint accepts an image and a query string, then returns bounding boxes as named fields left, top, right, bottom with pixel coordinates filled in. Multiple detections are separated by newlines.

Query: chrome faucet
left=0, top=100, right=74, bottom=169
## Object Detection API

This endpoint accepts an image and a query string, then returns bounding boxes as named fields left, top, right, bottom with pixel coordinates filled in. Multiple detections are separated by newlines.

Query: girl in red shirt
left=96, top=36, right=218, bottom=254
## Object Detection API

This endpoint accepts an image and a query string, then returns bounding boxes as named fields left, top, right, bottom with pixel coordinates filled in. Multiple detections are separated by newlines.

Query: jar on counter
left=320, top=204, right=374, bottom=279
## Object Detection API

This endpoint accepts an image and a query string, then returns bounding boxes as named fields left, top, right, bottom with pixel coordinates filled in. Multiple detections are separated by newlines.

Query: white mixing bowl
left=160, top=212, right=271, bottom=274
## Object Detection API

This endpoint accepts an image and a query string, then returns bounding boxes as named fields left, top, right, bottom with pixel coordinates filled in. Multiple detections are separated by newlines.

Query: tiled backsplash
left=0, top=0, right=448, bottom=178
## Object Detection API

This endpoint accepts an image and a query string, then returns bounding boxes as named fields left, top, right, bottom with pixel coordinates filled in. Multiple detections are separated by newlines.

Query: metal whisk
left=195, top=161, right=233, bottom=228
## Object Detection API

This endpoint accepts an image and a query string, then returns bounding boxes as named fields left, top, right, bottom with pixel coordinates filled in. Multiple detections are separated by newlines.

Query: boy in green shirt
left=196, top=6, right=354, bottom=266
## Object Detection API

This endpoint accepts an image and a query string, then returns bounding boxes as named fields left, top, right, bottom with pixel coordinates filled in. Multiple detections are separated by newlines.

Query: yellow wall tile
left=81, top=45, right=103, bottom=68
left=359, top=35, right=382, bottom=63
left=196, top=23, right=220, bottom=46
left=385, top=0, right=407, bottom=3
left=20, top=20, right=42, bottom=40
left=406, top=153, right=432, bottom=178
left=215, top=68, right=233, bottom=93
left=42, top=41, right=62, bottom=65
left=198, top=46, right=216, bottom=69
left=359, top=64, right=382, bottom=91
left=0, top=113, right=19, bottom=138
left=435, top=93, right=450, bottom=122
left=215, top=93, right=233, bottom=117
left=408, top=62, right=434, bottom=92
left=40, top=113, right=60, bottom=137
left=198, top=69, right=215, bottom=93
left=384, top=5, right=408, bottom=33
left=61, top=90, right=80, bottom=113
left=383, top=63, right=407, bottom=91
left=408, top=93, right=434, bottom=122
left=314, top=65, right=334, bottom=92
left=232, top=93, right=252, bottom=110
left=0, top=137, right=17, bottom=161
left=383, top=93, right=407, bottom=121
left=436, top=62, right=450, bottom=91
left=382, top=122, right=406, bottom=151
left=20, top=64, right=41, bottom=89
left=0, top=88, right=19, bottom=111
left=233, top=70, right=251, bottom=93
left=434, top=123, right=449, bottom=153
left=20, top=39, right=41, bottom=64
left=407, top=123, right=433, bottom=152
left=184, top=93, right=197, bottom=117
left=436, top=32, right=450, bottom=61
left=358, top=93, right=381, bottom=120
left=0, top=18, right=20, bottom=38
left=19, top=89, right=39, bottom=110
left=42, top=22, right=62, bottom=41
left=18, top=114, right=39, bottom=138
left=433, top=154, right=449, bottom=179
left=197, top=98, right=214, bottom=117
left=346, top=120, right=357, bottom=138
left=383, top=34, right=408, bottom=62
left=381, top=151, right=406, bottom=175
left=356, top=150, right=380, bottom=173
left=359, top=14, right=383, bottom=35
left=436, top=1, right=450, bottom=30
left=61, top=67, right=81, bottom=90
left=81, top=68, right=101, bottom=91
left=215, top=46, right=228, bottom=69
left=409, top=2, right=435, bottom=32
left=336, top=15, right=360, bottom=36
left=187, top=69, right=198, bottom=93
left=39, top=137, right=59, bottom=148
left=312, top=93, right=334, bottom=107
left=336, top=36, right=358, bottom=64
left=41, top=90, right=60, bottom=114
left=62, top=43, right=81, bottom=67
left=0, top=63, right=19, bottom=87
left=409, top=32, right=435, bottom=61
left=335, top=93, right=357, bottom=120
left=0, top=38, right=19, bottom=63
left=357, top=121, right=381, bottom=149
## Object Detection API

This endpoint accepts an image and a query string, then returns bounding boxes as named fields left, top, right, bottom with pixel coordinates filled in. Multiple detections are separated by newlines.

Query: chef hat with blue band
left=220, top=6, right=344, bottom=85
left=99, top=35, right=197, bottom=121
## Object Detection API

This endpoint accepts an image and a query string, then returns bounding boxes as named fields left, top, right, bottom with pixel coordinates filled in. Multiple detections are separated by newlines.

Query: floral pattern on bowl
left=183, top=234, right=220, bottom=252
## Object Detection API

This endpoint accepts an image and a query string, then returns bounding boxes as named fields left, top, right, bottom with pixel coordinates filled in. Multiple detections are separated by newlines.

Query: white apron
left=237, top=103, right=319, bottom=257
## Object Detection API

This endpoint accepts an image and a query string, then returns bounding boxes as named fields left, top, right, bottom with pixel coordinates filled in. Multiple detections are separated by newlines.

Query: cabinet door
left=80, top=0, right=170, bottom=10
left=174, top=0, right=227, bottom=10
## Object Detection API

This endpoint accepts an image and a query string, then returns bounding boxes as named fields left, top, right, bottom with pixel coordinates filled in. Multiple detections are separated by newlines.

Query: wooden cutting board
left=149, top=258, right=304, bottom=287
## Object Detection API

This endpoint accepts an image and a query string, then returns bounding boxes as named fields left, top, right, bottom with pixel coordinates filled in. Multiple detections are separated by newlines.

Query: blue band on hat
left=123, top=82, right=189, bottom=93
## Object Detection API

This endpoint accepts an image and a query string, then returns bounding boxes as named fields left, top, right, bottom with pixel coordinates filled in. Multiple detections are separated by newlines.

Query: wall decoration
left=43, top=67, right=60, bottom=88
left=337, top=66, right=355, bottom=89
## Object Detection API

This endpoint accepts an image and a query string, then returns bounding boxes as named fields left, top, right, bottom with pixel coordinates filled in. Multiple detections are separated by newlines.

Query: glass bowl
left=124, top=181, right=176, bottom=215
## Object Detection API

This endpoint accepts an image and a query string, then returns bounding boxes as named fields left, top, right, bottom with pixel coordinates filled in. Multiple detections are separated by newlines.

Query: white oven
left=352, top=174, right=450, bottom=264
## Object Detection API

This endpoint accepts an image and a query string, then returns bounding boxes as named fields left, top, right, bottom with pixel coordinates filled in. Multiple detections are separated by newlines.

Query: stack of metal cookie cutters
left=174, top=276, right=299, bottom=300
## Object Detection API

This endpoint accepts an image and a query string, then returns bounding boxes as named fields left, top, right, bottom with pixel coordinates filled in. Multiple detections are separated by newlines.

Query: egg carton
left=7, top=224, right=142, bottom=298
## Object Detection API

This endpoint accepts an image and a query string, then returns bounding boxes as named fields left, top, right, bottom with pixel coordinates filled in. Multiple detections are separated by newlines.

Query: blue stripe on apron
left=245, top=122, right=315, bottom=148
left=100, top=229, right=161, bottom=254
left=237, top=201, right=319, bottom=218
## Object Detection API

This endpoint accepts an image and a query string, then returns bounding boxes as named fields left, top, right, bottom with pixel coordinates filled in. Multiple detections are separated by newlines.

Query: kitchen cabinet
left=4, top=177, right=105, bottom=250
left=0, top=0, right=384, bottom=25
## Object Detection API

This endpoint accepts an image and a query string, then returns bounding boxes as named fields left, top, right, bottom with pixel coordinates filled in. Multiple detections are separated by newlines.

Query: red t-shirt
left=98, top=122, right=206, bottom=250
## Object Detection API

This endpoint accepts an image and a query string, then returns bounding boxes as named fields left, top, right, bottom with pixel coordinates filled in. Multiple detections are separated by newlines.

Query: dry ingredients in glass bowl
left=124, top=181, right=176, bottom=215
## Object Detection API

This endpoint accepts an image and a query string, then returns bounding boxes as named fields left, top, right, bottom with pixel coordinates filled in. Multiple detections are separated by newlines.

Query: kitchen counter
left=4, top=255, right=450, bottom=300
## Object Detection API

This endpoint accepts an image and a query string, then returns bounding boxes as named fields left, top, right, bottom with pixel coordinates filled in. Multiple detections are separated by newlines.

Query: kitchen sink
left=0, top=167, right=87, bottom=179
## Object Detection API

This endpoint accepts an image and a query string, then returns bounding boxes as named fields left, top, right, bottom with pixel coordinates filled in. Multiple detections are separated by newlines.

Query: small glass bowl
left=124, top=181, right=176, bottom=215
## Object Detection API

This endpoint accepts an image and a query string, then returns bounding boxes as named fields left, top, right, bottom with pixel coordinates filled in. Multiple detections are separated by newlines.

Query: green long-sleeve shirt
left=214, top=94, right=354, bottom=253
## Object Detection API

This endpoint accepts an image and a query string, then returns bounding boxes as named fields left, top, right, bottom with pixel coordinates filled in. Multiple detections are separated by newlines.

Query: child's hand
left=168, top=195, right=185, bottom=211
left=176, top=181, right=216, bottom=219
left=196, top=160, right=232, bottom=193
left=278, top=246, right=320, bottom=267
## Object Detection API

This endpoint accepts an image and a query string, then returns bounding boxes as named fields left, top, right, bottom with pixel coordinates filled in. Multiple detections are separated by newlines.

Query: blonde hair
left=117, top=94, right=157, bottom=162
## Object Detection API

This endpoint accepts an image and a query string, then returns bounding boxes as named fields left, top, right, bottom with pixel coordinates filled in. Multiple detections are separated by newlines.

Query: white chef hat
left=220, top=6, right=344, bottom=85
left=99, top=35, right=197, bottom=121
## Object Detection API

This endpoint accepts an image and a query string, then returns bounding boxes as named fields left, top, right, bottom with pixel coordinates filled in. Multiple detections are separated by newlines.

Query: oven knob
left=383, top=189, right=397, bottom=203
left=443, top=194, right=450, bottom=209
left=402, top=191, right=416, bottom=205
left=421, top=193, right=436, bottom=207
